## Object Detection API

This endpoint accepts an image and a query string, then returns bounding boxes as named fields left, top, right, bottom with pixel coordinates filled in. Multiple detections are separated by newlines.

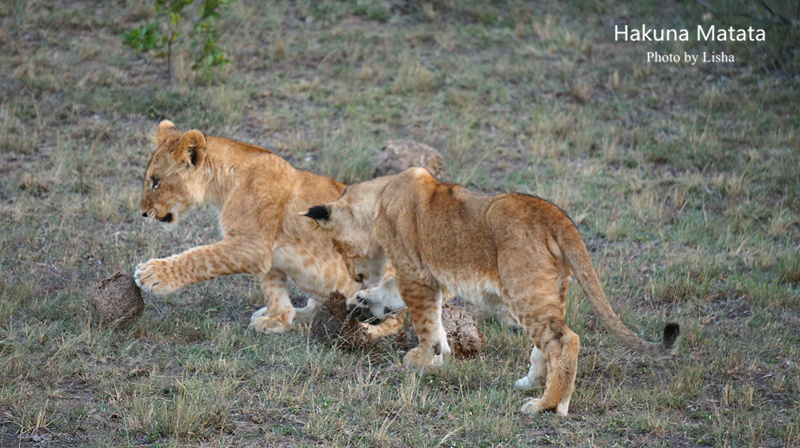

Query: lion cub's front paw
left=402, top=347, right=443, bottom=368
left=249, top=307, right=269, bottom=324
left=134, top=259, right=179, bottom=296
left=249, top=307, right=293, bottom=333
left=364, top=314, right=405, bottom=338
left=519, top=397, right=569, bottom=416
left=520, top=398, right=544, bottom=414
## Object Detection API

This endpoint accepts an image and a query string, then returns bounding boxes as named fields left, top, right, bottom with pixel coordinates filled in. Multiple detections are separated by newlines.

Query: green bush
left=122, top=0, right=234, bottom=81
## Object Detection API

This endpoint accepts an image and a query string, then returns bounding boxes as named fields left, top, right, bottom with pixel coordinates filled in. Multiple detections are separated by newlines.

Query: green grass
left=1, top=0, right=799, bottom=446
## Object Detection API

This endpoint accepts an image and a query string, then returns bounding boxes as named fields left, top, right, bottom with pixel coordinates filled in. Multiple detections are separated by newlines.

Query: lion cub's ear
left=154, top=120, right=180, bottom=145
left=300, top=205, right=335, bottom=230
left=173, top=130, right=207, bottom=167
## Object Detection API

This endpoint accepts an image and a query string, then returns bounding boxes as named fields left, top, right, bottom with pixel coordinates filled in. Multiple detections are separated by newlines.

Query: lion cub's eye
left=151, top=177, right=160, bottom=189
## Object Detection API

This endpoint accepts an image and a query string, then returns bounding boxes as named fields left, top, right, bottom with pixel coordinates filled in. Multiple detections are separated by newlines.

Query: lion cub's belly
left=272, top=244, right=355, bottom=298
left=434, top=271, right=503, bottom=308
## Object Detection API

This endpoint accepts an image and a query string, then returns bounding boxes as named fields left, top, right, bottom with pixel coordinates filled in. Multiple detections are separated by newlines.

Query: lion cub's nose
left=346, top=303, right=356, bottom=313
left=141, top=212, right=147, bottom=217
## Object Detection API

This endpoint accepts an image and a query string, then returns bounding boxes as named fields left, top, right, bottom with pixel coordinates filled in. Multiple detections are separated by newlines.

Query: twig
left=758, top=0, right=793, bottom=26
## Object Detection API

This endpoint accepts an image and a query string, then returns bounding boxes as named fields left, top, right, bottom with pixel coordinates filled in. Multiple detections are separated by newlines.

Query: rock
left=373, top=139, right=445, bottom=178
left=312, top=292, right=483, bottom=359
left=394, top=303, right=484, bottom=359
left=310, top=291, right=373, bottom=350
left=84, top=272, right=144, bottom=330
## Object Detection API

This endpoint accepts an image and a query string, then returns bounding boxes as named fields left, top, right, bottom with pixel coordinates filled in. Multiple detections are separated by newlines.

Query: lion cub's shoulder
left=390, top=167, right=441, bottom=194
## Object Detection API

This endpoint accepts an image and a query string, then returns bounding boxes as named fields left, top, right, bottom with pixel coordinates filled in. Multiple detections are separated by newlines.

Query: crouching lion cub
left=302, top=167, right=679, bottom=415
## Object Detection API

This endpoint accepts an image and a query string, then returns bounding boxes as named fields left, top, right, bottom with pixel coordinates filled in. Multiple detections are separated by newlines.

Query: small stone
left=84, top=272, right=144, bottom=330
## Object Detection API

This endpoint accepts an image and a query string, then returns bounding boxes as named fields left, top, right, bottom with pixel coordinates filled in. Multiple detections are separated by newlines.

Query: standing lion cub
left=134, top=120, right=362, bottom=332
left=302, top=167, right=679, bottom=415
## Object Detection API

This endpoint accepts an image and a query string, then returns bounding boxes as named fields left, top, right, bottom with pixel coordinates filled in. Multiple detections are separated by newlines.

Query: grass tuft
left=392, top=61, right=438, bottom=93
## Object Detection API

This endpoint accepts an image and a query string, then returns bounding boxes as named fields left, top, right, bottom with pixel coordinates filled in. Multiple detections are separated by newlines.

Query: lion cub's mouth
left=141, top=210, right=173, bottom=223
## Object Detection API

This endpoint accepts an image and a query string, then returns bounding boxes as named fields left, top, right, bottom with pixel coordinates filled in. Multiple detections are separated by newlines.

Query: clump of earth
left=84, top=272, right=144, bottom=330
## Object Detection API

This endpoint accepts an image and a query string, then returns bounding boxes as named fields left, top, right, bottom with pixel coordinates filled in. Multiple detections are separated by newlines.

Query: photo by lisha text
left=646, top=51, right=733, bottom=65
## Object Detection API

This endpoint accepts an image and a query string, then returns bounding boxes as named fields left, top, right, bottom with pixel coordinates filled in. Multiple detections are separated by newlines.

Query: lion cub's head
left=139, top=120, right=208, bottom=228
left=301, top=176, right=394, bottom=287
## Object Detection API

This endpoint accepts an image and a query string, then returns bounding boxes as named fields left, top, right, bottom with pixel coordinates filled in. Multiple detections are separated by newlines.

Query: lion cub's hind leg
left=500, top=252, right=579, bottom=416
left=515, top=275, right=570, bottom=390
left=518, top=323, right=579, bottom=416
left=515, top=345, right=547, bottom=390
left=250, top=270, right=296, bottom=333
left=435, top=313, right=451, bottom=357
left=292, top=299, right=320, bottom=325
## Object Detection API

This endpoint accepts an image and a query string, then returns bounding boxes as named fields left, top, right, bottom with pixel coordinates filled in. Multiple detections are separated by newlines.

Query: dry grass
left=569, top=79, right=592, bottom=104
left=392, top=60, right=438, bottom=93
left=0, top=0, right=798, bottom=446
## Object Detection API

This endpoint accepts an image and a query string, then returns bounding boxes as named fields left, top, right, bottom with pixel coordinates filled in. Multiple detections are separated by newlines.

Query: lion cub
left=302, top=167, right=679, bottom=415
left=134, top=121, right=361, bottom=332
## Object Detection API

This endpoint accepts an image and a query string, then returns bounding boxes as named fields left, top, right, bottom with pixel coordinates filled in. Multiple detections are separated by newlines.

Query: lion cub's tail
left=560, top=230, right=680, bottom=360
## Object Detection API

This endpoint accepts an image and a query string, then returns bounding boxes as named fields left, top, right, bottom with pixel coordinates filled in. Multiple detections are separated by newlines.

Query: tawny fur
left=135, top=120, right=365, bottom=333
left=303, top=167, right=680, bottom=415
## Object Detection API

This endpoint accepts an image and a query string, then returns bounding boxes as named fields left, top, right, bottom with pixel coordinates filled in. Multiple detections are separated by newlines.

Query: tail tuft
left=662, top=323, right=680, bottom=354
